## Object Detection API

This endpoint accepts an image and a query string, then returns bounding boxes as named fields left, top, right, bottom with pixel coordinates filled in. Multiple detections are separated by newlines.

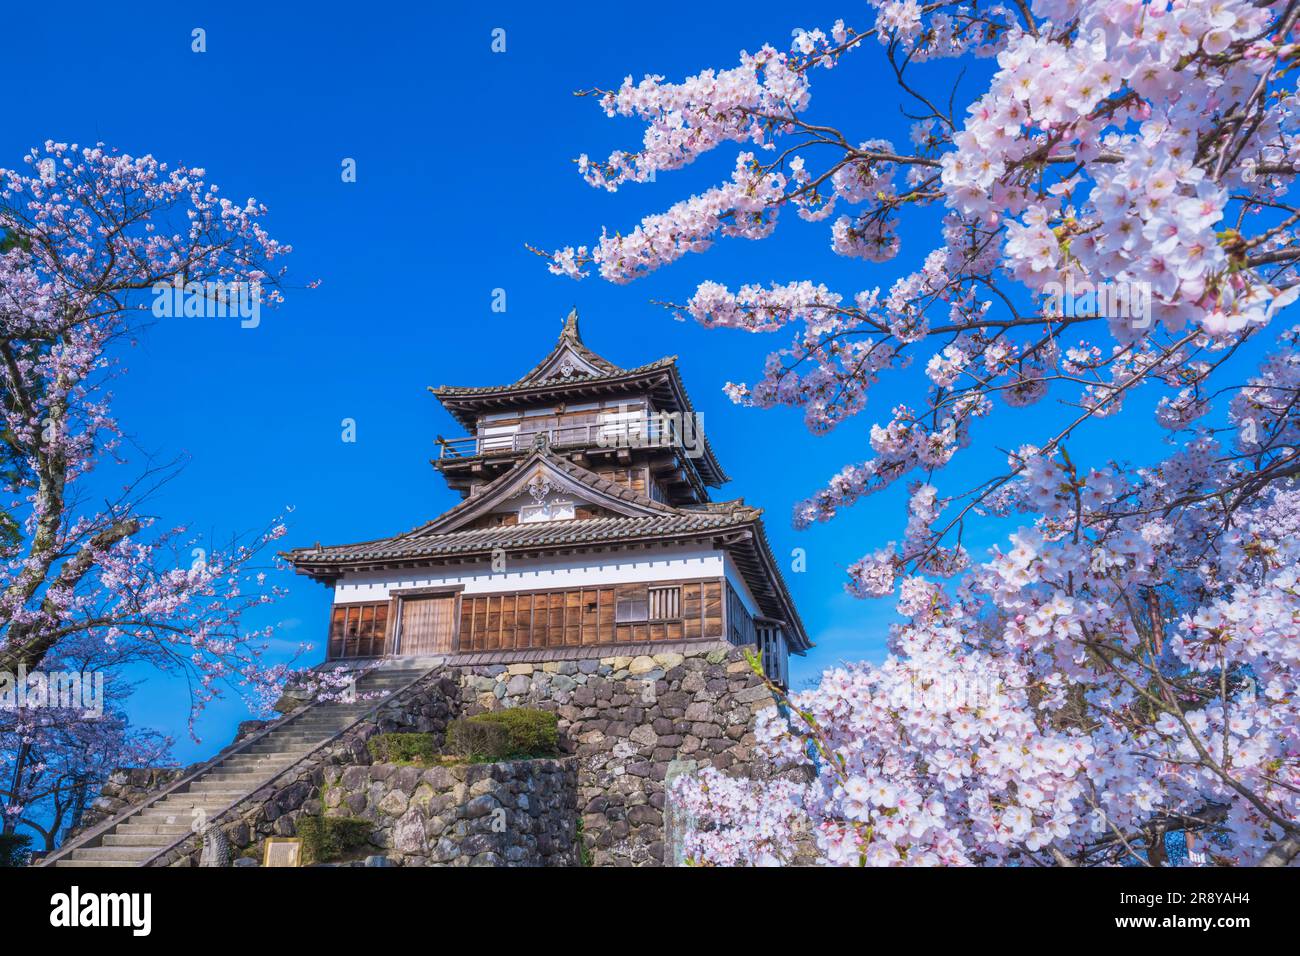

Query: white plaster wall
left=331, top=543, right=730, bottom=604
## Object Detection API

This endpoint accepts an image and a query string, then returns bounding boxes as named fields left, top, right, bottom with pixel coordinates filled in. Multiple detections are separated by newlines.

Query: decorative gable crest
left=527, top=471, right=553, bottom=504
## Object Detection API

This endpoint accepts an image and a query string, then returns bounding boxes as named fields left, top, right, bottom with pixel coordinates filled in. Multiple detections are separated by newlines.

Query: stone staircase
left=45, top=662, right=436, bottom=868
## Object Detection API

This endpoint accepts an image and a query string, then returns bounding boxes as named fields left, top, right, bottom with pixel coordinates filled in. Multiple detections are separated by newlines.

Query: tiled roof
left=284, top=510, right=759, bottom=567
left=430, top=356, right=677, bottom=398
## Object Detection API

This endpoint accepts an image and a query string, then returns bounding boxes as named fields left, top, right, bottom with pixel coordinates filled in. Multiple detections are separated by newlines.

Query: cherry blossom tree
left=1, top=709, right=170, bottom=851
left=541, top=2, right=1300, bottom=865
left=0, top=141, right=307, bottom=737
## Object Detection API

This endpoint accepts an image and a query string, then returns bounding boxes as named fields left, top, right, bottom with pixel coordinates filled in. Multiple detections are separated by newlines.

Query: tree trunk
left=1260, top=834, right=1300, bottom=867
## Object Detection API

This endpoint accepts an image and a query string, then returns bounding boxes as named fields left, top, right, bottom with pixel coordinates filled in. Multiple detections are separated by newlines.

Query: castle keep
left=285, top=309, right=809, bottom=683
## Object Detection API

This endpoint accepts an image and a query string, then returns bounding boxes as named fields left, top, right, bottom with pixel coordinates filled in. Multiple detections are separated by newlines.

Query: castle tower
left=285, top=310, right=808, bottom=685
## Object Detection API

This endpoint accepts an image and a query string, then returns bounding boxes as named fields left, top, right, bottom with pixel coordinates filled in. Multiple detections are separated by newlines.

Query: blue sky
left=4, top=2, right=1270, bottom=763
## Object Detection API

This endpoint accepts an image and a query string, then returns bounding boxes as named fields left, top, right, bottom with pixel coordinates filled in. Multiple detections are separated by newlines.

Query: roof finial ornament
left=562, top=307, right=581, bottom=341
left=532, top=431, right=550, bottom=452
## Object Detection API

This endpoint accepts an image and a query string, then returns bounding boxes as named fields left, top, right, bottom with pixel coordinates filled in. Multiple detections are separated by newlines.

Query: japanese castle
left=285, top=310, right=808, bottom=685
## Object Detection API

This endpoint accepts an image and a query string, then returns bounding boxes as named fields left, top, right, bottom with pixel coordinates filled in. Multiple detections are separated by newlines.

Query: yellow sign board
left=263, top=837, right=303, bottom=868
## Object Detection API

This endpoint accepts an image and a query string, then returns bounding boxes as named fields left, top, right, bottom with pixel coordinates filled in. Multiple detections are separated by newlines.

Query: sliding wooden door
left=397, top=595, right=457, bottom=655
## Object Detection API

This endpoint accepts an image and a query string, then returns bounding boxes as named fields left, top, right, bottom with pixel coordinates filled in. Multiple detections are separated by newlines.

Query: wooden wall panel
left=454, top=579, right=724, bottom=653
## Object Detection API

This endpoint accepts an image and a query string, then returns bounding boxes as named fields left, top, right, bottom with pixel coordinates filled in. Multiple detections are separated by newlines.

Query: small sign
left=263, top=838, right=303, bottom=868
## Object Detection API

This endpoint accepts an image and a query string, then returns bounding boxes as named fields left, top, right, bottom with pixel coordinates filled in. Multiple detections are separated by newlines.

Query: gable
left=521, top=344, right=612, bottom=383
left=413, top=450, right=674, bottom=536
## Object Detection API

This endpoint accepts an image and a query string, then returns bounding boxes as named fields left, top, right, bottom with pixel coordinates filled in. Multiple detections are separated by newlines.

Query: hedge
left=366, top=732, right=437, bottom=764
left=296, top=816, right=372, bottom=865
left=445, top=708, right=559, bottom=761
left=445, top=719, right=511, bottom=762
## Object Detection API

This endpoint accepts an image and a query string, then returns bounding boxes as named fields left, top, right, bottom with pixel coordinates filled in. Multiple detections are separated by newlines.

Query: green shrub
left=366, top=732, right=437, bottom=765
left=447, top=708, right=559, bottom=761
left=0, top=832, right=31, bottom=868
left=445, top=718, right=511, bottom=762
left=473, top=707, right=559, bottom=757
left=296, top=816, right=373, bottom=865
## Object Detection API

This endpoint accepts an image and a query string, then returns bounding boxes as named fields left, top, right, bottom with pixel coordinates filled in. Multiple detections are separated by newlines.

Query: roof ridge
left=282, top=510, right=759, bottom=564
left=429, top=355, right=678, bottom=397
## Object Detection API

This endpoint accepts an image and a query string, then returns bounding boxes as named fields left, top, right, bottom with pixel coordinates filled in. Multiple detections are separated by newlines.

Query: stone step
left=186, top=777, right=271, bottom=792
left=166, top=791, right=247, bottom=805
left=242, top=743, right=319, bottom=755
left=201, top=763, right=287, bottom=776
left=113, top=823, right=194, bottom=837
left=152, top=793, right=239, bottom=805
left=207, top=759, right=293, bottom=774
left=204, top=764, right=290, bottom=780
left=102, top=833, right=175, bottom=848
left=174, top=783, right=251, bottom=795
left=258, top=733, right=333, bottom=743
left=137, top=809, right=231, bottom=824
left=54, top=858, right=137, bottom=868
left=68, top=845, right=158, bottom=863
left=136, top=805, right=231, bottom=823
left=131, top=812, right=203, bottom=826
left=270, top=730, right=345, bottom=740
left=238, top=749, right=316, bottom=761
left=306, top=697, right=388, bottom=705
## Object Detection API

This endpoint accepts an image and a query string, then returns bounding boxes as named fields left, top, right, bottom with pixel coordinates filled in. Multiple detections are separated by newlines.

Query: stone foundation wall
left=324, top=759, right=577, bottom=866
left=453, top=642, right=782, bottom=866
left=115, top=643, right=783, bottom=868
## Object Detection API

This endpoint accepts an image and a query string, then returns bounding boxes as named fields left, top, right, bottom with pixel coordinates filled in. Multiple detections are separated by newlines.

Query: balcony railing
left=437, top=418, right=681, bottom=460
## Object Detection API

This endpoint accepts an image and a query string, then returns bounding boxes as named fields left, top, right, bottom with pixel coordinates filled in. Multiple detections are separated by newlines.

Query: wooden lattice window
left=328, top=602, right=389, bottom=659
left=648, top=585, right=681, bottom=621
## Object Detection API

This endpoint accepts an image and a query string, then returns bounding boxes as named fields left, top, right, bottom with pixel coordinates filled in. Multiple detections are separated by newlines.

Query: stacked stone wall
left=454, top=643, right=783, bottom=866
